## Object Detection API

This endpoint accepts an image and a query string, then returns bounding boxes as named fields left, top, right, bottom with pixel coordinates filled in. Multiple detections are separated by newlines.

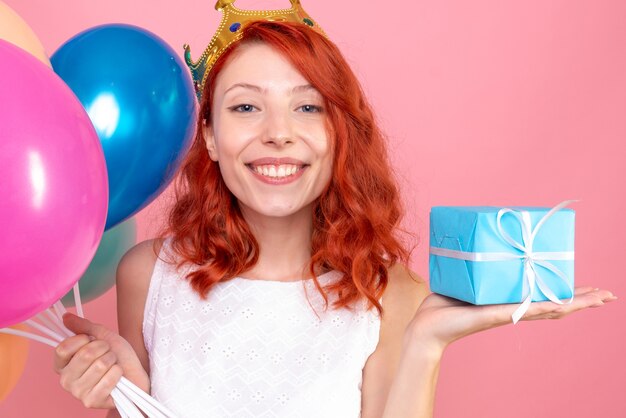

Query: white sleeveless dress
left=142, top=240, right=381, bottom=417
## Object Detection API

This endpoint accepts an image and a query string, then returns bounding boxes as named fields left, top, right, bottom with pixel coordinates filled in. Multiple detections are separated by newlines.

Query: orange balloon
left=0, top=324, right=30, bottom=403
left=0, top=1, right=50, bottom=67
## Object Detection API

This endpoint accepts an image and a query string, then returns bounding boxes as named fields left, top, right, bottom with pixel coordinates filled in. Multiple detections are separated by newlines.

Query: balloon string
left=24, top=319, right=65, bottom=342
left=119, top=377, right=179, bottom=418
left=73, top=282, right=84, bottom=318
left=112, top=392, right=132, bottom=418
left=36, top=312, right=65, bottom=337
left=0, top=327, right=57, bottom=347
left=117, top=378, right=168, bottom=418
left=43, top=309, right=73, bottom=337
left=0, top=299, right=179, bottom=417
left=112, top=387, right=145, bottom=418
left=52, top=301, right=67, bottom=323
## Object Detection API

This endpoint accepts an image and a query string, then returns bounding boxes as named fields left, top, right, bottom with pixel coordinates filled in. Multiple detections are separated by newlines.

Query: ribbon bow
left=430, top=200, right=576, bottom=324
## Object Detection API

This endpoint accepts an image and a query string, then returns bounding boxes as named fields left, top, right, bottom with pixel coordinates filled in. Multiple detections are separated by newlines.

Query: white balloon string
left=112, top=391, right=132, bottom=418
left=112, top=387, right=145, bottom=418
left=73, top=282, right=84, bottom=318
left=36, top=312, right=65, bottom=337
left=119, top=377, right=179, bottom=417
left=43, top=309, right=73, bottom=337
left=117, top=379, right=169, bottom=418
left=0, top=327, right=58, bottom=347
left=52, top=301, right=67, bottom=321
left=24, top=319, right=65, bottom=342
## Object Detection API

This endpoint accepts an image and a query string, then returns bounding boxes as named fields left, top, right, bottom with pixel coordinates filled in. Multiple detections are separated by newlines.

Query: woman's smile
left=245, top=157, right=309, bottom=185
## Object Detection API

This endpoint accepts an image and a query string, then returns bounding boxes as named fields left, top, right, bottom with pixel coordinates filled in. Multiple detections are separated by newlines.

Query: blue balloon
left=51, top=24, right=197, bottom=229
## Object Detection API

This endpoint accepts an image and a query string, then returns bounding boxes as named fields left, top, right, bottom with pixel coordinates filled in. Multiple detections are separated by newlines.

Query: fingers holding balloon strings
left=48, top=304, right=76, bottom=337
left=37, top=311, right=70, bottom=338
left=30, top=304, right=75, bottom=343
left=24, top=319, right=65, bottom=342
left=72, top=350, right=118, bottom=399
left=5, top=321, right=234, bottom=416
left=89, top=366, right=141, bottom=415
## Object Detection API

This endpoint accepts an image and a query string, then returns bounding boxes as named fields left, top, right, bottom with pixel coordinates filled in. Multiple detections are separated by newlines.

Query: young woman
left=52, top=20, right=615, bottom=418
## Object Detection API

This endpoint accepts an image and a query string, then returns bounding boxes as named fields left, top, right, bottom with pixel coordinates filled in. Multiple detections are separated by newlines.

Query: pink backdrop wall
left=2, top=0, right=624, bottom=417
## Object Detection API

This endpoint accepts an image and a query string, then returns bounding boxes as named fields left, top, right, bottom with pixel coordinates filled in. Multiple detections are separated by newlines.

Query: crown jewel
left=184, top=0, right=327, bottom=100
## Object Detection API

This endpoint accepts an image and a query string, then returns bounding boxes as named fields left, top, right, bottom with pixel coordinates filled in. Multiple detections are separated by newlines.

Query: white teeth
left=251, top=164, right=301, bottom=179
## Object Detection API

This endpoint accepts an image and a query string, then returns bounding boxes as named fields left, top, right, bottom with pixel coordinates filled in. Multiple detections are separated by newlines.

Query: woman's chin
left=240, top=201, right=314, bottom=221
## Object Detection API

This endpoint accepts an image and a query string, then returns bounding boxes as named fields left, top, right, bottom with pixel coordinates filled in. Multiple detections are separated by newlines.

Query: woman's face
left=204, top=42, right=332, bottom=220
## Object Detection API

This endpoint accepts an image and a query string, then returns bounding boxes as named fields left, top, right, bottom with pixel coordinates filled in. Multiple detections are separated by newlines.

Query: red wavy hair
left=159, top=20, right=410, bottom=314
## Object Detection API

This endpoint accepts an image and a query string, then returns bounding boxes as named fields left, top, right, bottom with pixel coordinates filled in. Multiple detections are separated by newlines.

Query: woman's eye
left=299, top=104, right=322, bottom=113
left=230, top=104, right=256, bottom=112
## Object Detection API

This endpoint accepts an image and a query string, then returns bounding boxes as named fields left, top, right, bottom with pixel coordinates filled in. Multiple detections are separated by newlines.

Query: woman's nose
left=263, top=109, right=294, bottom=147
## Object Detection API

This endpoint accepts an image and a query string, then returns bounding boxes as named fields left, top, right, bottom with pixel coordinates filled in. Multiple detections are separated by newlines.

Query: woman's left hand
left=406, top=286, right=617, bottom=355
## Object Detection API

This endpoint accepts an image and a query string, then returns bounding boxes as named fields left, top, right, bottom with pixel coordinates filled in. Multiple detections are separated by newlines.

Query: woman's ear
left=202, top=119, right=218, bottom=162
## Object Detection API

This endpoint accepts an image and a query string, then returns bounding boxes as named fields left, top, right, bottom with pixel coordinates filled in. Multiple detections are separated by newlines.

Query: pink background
left=2, top=0, right=625, bottom=417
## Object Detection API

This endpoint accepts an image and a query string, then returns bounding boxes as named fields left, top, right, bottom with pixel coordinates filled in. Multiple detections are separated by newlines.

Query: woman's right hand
left=53, top=313, right=150, bottom=409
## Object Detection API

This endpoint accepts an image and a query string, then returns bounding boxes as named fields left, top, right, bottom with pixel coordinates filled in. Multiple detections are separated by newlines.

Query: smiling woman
left=49, top=4, right=617, bottom=418
left=169, top=21, right=409, bottom=304
left=203, top=43, right=333, bottom=220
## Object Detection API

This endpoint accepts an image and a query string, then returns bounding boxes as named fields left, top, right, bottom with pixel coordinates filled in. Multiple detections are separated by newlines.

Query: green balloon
left=62, top=218, right=137, bottom=306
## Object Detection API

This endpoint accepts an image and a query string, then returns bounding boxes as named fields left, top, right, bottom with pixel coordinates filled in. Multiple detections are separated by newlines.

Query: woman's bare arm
left=361, top=264, right=616, bottom=418
left=361, top=264, right=432, bottom=418
left=105, top=239, right=164, bottom=417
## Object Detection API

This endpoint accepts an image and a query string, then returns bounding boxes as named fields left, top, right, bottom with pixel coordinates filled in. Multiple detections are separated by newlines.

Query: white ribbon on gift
left=429, top=200, right=576, bottom=324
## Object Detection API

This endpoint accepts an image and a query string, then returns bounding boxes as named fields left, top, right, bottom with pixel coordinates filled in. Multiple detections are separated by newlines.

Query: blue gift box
left=429, top=203, right=575, bottom=311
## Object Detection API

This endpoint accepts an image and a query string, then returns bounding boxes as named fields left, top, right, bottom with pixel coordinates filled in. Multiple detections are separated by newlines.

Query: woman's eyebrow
left=224, top=82, right=262, bottom=95
left=224, top=83, right=318, bottom=96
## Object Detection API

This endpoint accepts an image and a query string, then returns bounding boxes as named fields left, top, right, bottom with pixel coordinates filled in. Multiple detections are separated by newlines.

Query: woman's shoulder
left=377, top=263, right=430, bottom=348
left=117, top=239, right=164, bottom=285
left=383, top=263, right=430, bottom=320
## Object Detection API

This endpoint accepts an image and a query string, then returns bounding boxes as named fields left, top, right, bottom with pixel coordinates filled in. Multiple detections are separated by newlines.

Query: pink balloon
left=0, top=40, right=108, bottom=327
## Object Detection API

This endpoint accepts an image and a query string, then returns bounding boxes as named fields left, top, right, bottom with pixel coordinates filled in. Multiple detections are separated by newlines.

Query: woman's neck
left=239, top=204, right=315, bottom=281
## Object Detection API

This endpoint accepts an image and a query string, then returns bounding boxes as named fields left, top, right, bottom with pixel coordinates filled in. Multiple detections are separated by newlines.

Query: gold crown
left=184, top=0, right=327, bottom=100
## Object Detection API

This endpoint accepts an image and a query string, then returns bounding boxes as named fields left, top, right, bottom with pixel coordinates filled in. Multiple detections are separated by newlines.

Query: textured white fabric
left=142, top=240, right=381, bottom=418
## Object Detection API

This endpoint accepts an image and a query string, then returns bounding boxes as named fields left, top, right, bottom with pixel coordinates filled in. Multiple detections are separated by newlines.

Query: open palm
left=409, top=286, right=617, bottom=352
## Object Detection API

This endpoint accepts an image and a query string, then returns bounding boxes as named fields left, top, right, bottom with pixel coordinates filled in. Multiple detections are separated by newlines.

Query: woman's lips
left=246, top=157, right=307, bottom=166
